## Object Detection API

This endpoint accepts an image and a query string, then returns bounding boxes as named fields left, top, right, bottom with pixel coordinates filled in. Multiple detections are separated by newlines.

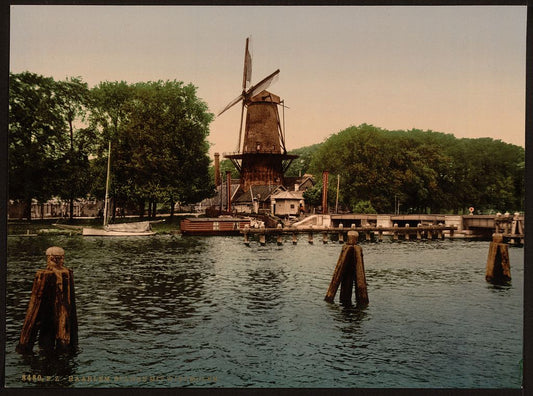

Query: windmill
left=218, top=37, right=298, bottom=192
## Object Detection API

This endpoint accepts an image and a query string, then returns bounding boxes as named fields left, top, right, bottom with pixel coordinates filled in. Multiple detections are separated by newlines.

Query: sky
left=10, top=5, right=527, bottom=157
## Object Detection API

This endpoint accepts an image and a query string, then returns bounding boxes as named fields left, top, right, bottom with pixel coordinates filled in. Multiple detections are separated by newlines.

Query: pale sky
left=10, top=5, right=527, bottom=157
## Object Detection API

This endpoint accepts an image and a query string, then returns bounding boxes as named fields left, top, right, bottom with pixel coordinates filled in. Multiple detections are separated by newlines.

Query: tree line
left=9, top=71, right=214, bottom=220
left=293, top=124, right=524, bottom=215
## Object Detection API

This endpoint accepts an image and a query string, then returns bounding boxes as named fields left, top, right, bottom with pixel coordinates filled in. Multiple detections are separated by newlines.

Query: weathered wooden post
left=325, top=231, right=369, bottom=306
left=438, top=223, right=444, bottom=239
left=404, top=224, right=410, bottom=240
left=377, top=225, right=383, bottom=242
left=17, top=247, right=78, bottom=354
left=393, top=223, right=399, bottom=241
left=417, top=223, right=422, bottom=240
left=338, top=223, right=344, bottom=243
left=259, top=225, right=266, bottom=246
left=308, top=231, right=314, bottom=244
left=486, top=233, right=511, bottom=284
left=322, top=231, right=328, bottom=244
left=243, top=226, right=250, bottom=246
left=292, top=232, right=298, bottom=245
left=353, top=235, right=369, bottom=306
left=325, top=232, right=355, bottom=304
left=365, top=223, right=371, bottom=242
left=276, top=224, right=283, bottom=246
left=427, top=227, right=433, bottom=240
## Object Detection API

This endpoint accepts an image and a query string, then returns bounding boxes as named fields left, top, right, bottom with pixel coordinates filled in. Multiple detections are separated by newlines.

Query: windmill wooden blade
left=246, top=69, right=280, bottom=100
left=242, top=37, right=252, bottom=91
left=217, top=93, right=244, bottom=116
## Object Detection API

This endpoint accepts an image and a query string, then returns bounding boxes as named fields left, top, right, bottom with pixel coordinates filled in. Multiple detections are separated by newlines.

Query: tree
left=55, top=77, right=93, bottom=219
left=88, top=81, right=135, bottom=219
left=305, top=124, right=524, bottom=214
left=9, top=72, right=69, bottom=219
left=89, top=80, right=214, bottom=219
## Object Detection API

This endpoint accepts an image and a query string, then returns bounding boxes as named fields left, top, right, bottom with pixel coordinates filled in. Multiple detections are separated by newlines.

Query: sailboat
left=82, top=141, right=156, bottom=236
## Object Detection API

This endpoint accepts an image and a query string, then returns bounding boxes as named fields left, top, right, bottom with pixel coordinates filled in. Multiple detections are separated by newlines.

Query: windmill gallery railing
left=240, top=224, right=457, bottom=246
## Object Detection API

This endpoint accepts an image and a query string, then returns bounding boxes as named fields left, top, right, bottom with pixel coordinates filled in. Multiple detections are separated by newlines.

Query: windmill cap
left=46, top=246, right=65, bottom=256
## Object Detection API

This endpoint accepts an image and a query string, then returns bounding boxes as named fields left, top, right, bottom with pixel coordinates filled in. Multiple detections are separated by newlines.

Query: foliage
left=89, top=80, right=214, bottom=215
left=285, top=143, right=321, bottom=177
left=308, top=124, right=524, bottom=214
left=9, top=72, right=73, bottom=219
left=352, top=200, right=377, bottom=214
left=9, top=72, right=215, bottom=219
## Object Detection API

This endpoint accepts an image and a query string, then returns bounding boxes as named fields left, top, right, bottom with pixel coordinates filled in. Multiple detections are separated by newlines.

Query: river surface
left=4, top=234, right=523, bottom=388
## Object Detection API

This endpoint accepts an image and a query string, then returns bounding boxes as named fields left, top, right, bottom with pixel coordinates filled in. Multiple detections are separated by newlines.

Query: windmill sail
left=243, top=37, right=252, bottom=90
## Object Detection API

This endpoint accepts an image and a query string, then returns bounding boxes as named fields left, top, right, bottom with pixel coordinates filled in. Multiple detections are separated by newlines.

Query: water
left=5, top=235, right=523, bottom=388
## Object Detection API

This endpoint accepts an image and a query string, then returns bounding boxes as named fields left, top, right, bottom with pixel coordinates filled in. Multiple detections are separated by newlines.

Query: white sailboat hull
left=82, top=227, right=155, bottom=236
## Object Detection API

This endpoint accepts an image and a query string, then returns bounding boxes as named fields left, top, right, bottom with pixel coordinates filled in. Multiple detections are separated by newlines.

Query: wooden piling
left=353, top=242, right=369, bottom=306
left=417, top=224, right=422, bottom=240
left=277, top=224, right=283, bottom=245
left=243, top=226, right=250, bottom=246
left=393, top=223, right=399, bottom=241
left=338, top=223, right=344, bottom=244
left=259, top=226, right=266, bottom=246
left=485, top=233, right=511, bottom=284
left=17, top=247, right=78, bottom=354
left=292, top=232, right=298, bottom=245
left=325, top=232, right=356, bottom=303
left=322, top=231, right=328, bottom=244
left=308, top=231, right=314, bottom=244
left=377, top=225, right=383, bottom=242
left=325, top=231, right=369, bottom=306
left=404, top=224, right=410, bottom=240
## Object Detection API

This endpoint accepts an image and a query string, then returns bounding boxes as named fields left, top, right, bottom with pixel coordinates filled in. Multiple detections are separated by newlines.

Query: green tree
left=9, top=72, right=69, bottom=219
left=55, top=76, right=94, bottom=219
left=90, top=80, right=214, bottom=219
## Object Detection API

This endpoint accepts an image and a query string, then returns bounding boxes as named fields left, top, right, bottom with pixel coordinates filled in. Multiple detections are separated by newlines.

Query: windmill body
left=220, top=38, right=298, bottom=193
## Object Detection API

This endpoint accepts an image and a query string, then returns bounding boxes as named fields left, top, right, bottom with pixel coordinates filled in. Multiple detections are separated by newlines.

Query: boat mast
left=103, top=140, right=112, bottom=227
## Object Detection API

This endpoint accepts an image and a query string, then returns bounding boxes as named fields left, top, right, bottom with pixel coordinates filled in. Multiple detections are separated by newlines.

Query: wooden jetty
left=240, top=224, right=456, bottom=245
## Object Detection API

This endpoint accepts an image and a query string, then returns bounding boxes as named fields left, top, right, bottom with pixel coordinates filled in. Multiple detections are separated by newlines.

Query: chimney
left=214, top=153, right=221, bottom=186
left=226, top=171, right=232, bottom=212
left=322, top=171, right=329, bottom=214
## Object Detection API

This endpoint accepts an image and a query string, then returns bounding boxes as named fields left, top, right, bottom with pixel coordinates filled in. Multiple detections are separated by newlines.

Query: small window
left=290, top=204, right=295, bottom=209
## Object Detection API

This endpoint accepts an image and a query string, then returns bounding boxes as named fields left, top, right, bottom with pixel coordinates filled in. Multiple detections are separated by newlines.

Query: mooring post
left=353, top=236, right=369, bottom=306
left=259, top=225, right=266, bottom=246
left=325, top=231, right=356, bottom=303
left=325, top=231, right=369, bottom=306
left=365, top=223, right=371, bottom=242
left=485, top=233, right=511, bottom=284
left=404, top=224, right=410, bottom=240
left=417, top=223, right=422, bottom=240
left=393, top=223, right=399, bottom=241
left=338, top=223, right=344, bottom=244
left=243, top=226, right=250, bottom=246
left=17, top=247, right=78, bottom=354
left=276, top=224, right=283, bottom=246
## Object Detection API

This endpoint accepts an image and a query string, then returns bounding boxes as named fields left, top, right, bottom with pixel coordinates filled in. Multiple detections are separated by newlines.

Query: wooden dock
left=240, top=224, right=457, bottom=245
